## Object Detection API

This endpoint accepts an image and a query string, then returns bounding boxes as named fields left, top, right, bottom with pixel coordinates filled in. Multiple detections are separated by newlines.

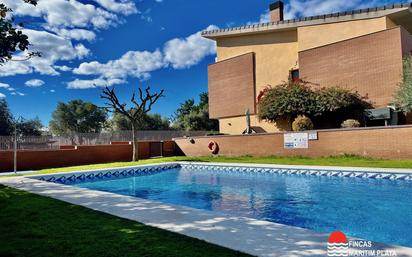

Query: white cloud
left=0, top=61, right=33, bottom=77
left=258, top=11, right=270, bottom=23
left=67, top=78, right=126, bottom=89
left=25, top=79, right=45, bottom=87
left=163, top=25, right=218, bottom=69
left=50, top=89, right=56, bottom=93
left=3, top=0, right=121, bottom=31
left=55, top=29, right=96, bottom=42
left=0, top=29, right=90, bottom=77
left=10, top=92, right=25, bottom=96
left=69, top=26, right=218, bottom=89
left=249, top=0, right=393, bottom=24
left=54, top=65, right=72, bottom=72
left=284, top=0, right=392, bottom=19
left=74, top=50, right=164, bottom=80
left=93, top=0, right=137, bottom=15
left=0, top=83, right=16, bottom=91
left=0, top=83, right=10, bottom=89
left=0, top=93, right=5, bottom=98
left=0, top=0, right=139, bottom=78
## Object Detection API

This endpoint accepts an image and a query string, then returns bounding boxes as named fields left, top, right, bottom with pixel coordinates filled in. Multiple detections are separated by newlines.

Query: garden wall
left=174, top=125, right=412, bottom=160
left=0, top=141, right=178, bottom=172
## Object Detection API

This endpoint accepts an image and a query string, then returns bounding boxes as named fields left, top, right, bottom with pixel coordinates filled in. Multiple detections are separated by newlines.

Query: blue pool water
left=72, top=167, right=412, bottom=247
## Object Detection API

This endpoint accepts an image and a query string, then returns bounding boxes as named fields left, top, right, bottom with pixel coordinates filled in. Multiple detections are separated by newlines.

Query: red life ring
left=208, top=141, right=219, bottom=154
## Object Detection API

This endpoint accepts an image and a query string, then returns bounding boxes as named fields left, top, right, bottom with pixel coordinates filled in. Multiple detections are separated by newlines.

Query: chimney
left=269, top=1, right=284, bottom=22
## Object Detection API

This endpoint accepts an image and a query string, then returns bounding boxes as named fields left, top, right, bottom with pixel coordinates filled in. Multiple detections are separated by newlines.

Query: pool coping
left=26, top=161, right=412, bottom=183
left=2, top=162, right=412, bottom=257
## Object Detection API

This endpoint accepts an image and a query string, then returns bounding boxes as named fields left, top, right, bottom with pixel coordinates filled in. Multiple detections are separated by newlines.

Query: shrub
left=258, top=80, right=317, bottom=123
left=341, top=119, right=361, bottom=128
left=314, top=87, right=370, bottom=114
left=292, top=115, right=314, bottom=131
left=394, top=54, right=412, bottom=113
left=258, top=79, right=371, bottom=129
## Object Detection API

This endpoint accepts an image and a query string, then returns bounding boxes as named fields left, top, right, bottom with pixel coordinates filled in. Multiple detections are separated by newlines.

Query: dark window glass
left=291, top=69, right=299, bottom=81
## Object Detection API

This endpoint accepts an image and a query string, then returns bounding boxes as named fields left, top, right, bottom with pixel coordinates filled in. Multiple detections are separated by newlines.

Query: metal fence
left=0, top=130, right=210, bottom=150
left=0, top=135, right=59, bottom=150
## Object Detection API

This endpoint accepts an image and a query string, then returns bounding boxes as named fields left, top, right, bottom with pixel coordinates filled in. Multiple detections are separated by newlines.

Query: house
left=202, top=1, right=412, bottom=134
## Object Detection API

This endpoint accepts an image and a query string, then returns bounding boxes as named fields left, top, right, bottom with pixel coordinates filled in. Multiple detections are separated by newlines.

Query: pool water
left=73, top=167, right=412, bottom=247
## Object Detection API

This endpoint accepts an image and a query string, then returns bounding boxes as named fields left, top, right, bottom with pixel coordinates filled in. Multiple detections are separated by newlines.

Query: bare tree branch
left=100, top=85, right=164, bottom=161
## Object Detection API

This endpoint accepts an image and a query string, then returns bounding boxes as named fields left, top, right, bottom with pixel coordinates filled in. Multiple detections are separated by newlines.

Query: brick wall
left=174, top=126, right=412, bottom=160
left=401, top=26, right=412, bottom=57
left=0, top=141, right=179, bottom=172
left=208, top=52, right=256, bottom=119
left=299, top=27, right=404, bottom=108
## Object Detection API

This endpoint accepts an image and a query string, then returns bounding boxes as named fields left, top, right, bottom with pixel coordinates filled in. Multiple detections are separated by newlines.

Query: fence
left=0, top=136, right=58, bottom=150
left=0, top=130, right=210, bottom=150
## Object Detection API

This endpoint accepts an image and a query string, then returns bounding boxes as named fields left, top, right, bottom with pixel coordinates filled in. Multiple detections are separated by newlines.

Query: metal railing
left=0, top=130, right=211, bottom=150
left=0, top=135, right=59, bottom=150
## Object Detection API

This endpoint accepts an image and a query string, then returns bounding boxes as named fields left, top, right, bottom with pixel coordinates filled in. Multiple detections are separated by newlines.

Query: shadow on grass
left=0, top=185, right=250, bottom=257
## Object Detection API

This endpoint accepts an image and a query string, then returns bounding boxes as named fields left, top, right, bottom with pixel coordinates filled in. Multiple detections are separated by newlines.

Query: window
left=291, top=69, right=300, bottom=81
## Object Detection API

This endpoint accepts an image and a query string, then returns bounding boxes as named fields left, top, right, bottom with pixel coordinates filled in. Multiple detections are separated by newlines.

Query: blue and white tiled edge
left=2, top=162, right=412, bottom=257
left=32, top=161, right=412, bottom=185
left=33, top=163, right=180, bottom=184
left=180, top=162, right=412, bottom=180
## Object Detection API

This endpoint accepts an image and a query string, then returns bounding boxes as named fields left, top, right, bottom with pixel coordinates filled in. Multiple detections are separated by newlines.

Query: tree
left=0, top=98, right=42, bottom=136
left=258, top=80, right=370, bottom=129
left=16, top=117, right=42, bottom=136
left=172, top=92, right=218, bottom=131
left=0, top=99, right=13, bottom=135
left=49, top=100, right=107, bottom=140
left=395, top=54, right=412, bottom=113
left=110, top=112, right=171, bottom=131
left=101, top=86, right=164, bottom=162
left=0, top=0, right=40, bottom=64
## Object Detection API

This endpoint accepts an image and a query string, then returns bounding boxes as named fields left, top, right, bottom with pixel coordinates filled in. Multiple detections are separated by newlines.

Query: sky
left=0, top=0, right=406, bottom=125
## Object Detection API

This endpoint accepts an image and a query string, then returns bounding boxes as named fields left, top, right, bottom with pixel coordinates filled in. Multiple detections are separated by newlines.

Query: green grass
left=7, top=155, right=412, bottom=177
left=0, top=185, right=251, bottom=257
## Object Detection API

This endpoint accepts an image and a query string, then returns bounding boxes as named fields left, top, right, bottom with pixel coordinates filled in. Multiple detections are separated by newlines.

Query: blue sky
left=0, top=0, right=404, bottom=125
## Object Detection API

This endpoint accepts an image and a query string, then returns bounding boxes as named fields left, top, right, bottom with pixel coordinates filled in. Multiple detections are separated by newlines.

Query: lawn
left=7, top=155, right=412, bottom=177
left=0, top=185, right=251, bottom=257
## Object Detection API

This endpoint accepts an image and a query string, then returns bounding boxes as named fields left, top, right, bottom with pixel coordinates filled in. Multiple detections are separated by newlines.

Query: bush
left=258, top=80, right=371, bottom=128
left=258, top=81, right=317, bottom=123
left=394, top=54, right=412, bottom=113
left=292, top=115, right=314, bottom=131
left=341, top=119, right=361, bottom=128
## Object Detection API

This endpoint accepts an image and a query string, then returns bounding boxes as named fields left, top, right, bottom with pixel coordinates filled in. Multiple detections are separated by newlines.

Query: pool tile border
left=32, top=162, right=412, bottom=185
left=34, top=163, right=180, bottom=184
left=180, top=163, right=412, bottom=180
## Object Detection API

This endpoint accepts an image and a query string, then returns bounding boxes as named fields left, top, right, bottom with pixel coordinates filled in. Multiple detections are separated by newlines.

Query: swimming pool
left=37, top=163, right=412, bottom=248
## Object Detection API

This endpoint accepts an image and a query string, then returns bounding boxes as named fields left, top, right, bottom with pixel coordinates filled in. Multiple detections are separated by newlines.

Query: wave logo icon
left=327, top=231, right=349, bottom=256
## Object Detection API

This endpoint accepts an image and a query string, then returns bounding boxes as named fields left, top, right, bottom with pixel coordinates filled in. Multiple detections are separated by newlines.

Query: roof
left=202, top=3, right=412, bottom=39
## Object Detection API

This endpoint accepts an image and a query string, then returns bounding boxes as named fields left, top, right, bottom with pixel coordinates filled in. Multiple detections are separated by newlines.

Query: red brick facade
left=208, top=52, right=256, bottom=119
left=299, top=27, right=406, bottom=108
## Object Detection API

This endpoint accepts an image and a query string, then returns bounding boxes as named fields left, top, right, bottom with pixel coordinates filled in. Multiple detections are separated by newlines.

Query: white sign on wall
left=284, top=133, right=309, bottom=149
left=308, top=131, right=318, bottom=140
